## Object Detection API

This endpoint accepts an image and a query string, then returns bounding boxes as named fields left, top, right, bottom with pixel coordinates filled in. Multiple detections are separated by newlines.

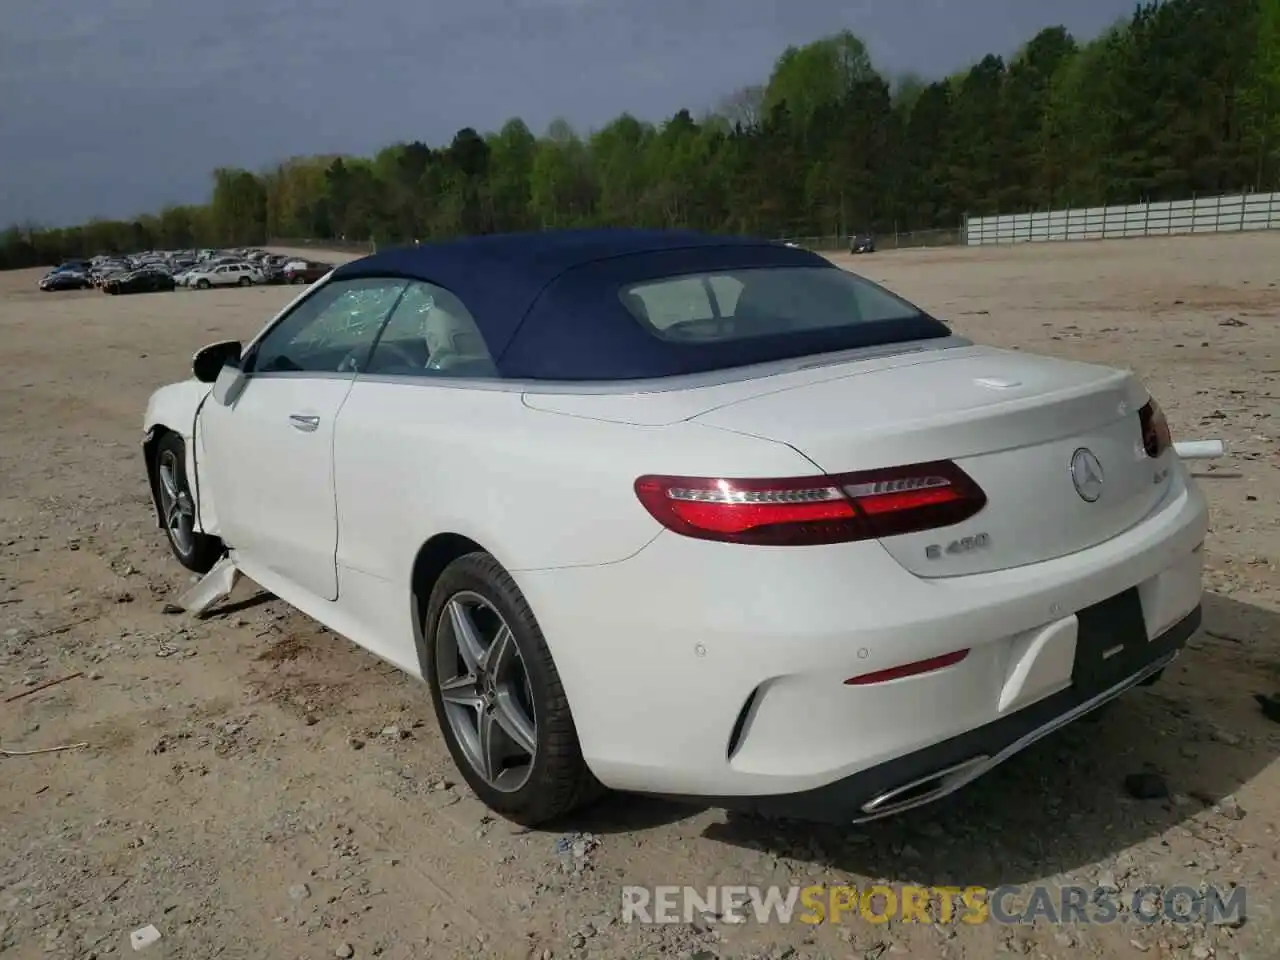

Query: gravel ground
left=1, top=235, right=1277, bottom=960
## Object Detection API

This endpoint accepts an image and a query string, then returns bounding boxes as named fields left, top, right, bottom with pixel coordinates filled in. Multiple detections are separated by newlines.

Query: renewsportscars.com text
left=621, top=883, right=1247, bottom=926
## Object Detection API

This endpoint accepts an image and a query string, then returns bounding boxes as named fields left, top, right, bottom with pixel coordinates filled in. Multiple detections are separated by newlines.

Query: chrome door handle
left=289, top=414, right=320, bottom=432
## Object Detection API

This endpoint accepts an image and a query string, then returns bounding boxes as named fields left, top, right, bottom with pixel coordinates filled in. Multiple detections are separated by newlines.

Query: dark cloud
left=0, top=0, right=1135, bottom=226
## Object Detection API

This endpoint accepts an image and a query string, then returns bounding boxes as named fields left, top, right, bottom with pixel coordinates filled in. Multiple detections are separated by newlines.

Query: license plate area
left=1072, top=587, right=1150, bottom=693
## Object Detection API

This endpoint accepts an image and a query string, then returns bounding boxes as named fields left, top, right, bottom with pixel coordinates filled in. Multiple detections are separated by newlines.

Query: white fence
left=965, top=191, right=1280, bottom=246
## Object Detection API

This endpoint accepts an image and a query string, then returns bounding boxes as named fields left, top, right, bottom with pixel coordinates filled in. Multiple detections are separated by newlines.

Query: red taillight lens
left=1138, top=398, right=1172, bottom=458
left=633, top=460, right=986, bottom=546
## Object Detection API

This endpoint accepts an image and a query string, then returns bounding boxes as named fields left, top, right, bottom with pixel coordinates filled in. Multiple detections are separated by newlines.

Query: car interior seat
left=621, top=291, right=651, bottom=325
left=423, top=302, right=498, bottom=376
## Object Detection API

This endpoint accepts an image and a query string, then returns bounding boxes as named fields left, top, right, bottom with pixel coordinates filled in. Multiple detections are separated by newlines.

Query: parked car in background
left=52, top=260, right=90, bottom=274
left=850, top=233, right=876, bottom=254
left=187, top=263, right=263, bottom=289
left=176, top=257, right=247, bottom=286
left=282, top=260, right=332, bottom=284
left=39, top=270, right=92, bottom=291
left=104, top=269, right=176, bottom=295
left=142, top=228, right=1207, bottom=828
left=259, top=256, right=294, bottom=285
left=92, top=265, right=132, bottom=288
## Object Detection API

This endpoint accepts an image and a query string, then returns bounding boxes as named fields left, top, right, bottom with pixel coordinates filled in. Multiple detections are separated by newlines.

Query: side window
left=364, top=281, right=498, bottom=379
left=247, top=278, right=408, bottom=375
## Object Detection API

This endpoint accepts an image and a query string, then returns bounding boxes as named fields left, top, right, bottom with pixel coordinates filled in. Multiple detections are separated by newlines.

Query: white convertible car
left=143, top=229, right=1209, bottom=826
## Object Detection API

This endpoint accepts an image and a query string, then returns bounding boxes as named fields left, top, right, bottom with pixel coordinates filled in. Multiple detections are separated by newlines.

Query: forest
left=2, top=0, right=1278, bottom=269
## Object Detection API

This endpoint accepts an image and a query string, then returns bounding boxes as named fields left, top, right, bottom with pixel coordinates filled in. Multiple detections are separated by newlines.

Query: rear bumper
left=513, top=467, right=1209, bottom=805
left=661, top=604, right=1199, bottom=823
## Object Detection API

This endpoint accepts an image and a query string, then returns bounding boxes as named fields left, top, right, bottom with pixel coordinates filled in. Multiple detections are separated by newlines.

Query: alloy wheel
left=434, top=591, right=537, bottom=792
left=157, top=449, right=196, bottom=557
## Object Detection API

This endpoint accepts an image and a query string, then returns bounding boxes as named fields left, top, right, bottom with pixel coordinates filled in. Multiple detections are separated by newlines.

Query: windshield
left=618, top=266, right=925, bottom=344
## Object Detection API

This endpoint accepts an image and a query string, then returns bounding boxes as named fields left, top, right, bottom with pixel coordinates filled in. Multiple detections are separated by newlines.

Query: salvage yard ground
left=1, top=234, right=1278, bottom=960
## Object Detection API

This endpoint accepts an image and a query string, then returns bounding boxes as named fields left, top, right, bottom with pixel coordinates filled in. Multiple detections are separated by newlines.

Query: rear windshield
left=618, top=266, right=924, bottom=344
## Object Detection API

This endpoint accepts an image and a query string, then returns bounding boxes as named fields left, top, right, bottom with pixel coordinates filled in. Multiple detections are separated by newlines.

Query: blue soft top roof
left=331, top=229, right=947, bottom=381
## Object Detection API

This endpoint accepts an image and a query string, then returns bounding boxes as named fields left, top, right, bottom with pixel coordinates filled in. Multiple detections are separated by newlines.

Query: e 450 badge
left=925, top=532, right=991, bottom=560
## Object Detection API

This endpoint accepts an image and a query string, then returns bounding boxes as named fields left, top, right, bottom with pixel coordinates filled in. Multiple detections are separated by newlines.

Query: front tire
left=154, top=433, right=223, bottom=573
left=195, top=279, right=210, bottom=290
left=238, top=276, right=251, bottom=287
left=423, top=552, right=602, bottom=825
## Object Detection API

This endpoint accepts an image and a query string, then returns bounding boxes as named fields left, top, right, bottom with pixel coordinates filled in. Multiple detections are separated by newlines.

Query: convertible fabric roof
left=330, top=229, right=947, bottom=381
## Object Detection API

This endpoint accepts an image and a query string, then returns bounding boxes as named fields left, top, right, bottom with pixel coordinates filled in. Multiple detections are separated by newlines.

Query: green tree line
left=3, top=0, right=1278, bottom=270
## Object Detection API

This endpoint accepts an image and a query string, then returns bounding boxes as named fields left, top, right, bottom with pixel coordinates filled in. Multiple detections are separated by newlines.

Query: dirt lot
left=1, top=235, right=1277, bottom=960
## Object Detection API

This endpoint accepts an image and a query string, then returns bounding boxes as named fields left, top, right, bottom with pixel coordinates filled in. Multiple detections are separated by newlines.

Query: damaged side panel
left=166, top=554, right=240, bottom=617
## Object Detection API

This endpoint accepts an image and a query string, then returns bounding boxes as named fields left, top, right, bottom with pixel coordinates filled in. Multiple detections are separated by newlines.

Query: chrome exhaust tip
left=853, top=754, right=992, bottom=823
left=848, top=650, right=1182, bottom=825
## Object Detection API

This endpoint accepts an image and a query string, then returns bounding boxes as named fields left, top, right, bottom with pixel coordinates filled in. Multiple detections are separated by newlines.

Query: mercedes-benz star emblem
left=1070, top=448, right=1104, bottom=502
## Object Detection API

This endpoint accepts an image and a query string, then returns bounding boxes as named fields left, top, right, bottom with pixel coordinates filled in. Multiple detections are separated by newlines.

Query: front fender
left=143, top=378, right=211, bottom=438
left=142, top=379, right=214, bottom=532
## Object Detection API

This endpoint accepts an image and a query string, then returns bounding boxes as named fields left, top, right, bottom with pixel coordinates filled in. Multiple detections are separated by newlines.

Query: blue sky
left=0, top=0, right=1137, bottom=227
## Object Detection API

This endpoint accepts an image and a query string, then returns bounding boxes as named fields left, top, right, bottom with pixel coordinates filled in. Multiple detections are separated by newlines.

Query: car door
left=198, top=276, right=409, bottom=600
left=330, top=280, right=502, bottom=669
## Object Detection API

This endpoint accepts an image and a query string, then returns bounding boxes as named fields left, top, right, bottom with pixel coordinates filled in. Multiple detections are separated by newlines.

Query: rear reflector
left=634, top=460, right=986, bottom=546
left=844, top=648, right=970, bottom=685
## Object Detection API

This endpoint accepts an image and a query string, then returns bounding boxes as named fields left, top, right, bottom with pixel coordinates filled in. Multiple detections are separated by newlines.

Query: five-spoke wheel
left=152, top=432, right=223, bottom=573
left=435, top=591, right=538, bottom=793
left=423, top=552, right=602, bottom=825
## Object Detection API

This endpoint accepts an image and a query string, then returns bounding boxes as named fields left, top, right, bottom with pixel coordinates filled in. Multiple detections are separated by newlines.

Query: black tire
left=238, top=276, right=251, bottom=287
left=153, top=433, right=223, bottom=573
left=422, top=552, right=603, bottom=825
left=196, top=278, right=211, bottom=290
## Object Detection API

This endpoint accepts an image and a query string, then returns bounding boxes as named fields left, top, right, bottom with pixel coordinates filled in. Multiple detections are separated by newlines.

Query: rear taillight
left=1138, top=398, right=1172, bottom=458
left=633, top=460, right=986, bottom=546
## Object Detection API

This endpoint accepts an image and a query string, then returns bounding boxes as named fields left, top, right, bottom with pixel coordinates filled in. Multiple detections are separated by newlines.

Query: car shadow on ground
left=199, top=589, right=275, bottom=619
left=574, top=592, right=1280, bottom=887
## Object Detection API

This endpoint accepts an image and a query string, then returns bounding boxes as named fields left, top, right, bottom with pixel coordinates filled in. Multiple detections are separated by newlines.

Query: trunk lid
left=691, top=346, right=1170, bottom=577
left=520, top=338, right=972, bottom=426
